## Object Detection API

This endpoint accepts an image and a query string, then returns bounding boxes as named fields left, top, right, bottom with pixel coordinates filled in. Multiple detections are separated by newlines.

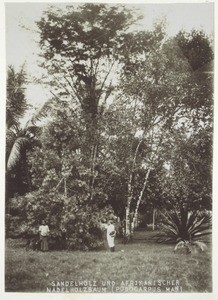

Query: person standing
left=39, top=220, right=50, bottom=252
left=107, top=219, right=116, bottom=252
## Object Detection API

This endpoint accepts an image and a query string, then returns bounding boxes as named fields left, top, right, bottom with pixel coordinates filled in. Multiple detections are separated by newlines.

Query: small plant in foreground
left=156, top=207, right=212, bottom=253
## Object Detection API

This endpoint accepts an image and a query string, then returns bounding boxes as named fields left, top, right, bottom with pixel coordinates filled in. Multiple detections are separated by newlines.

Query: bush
left=6, top=190, right=115, bottom=250
left=63, top=203, right=114, bottom=250
left=6, top=191, right=64, bottom=238
left=155, top=207, right=212, bottom=253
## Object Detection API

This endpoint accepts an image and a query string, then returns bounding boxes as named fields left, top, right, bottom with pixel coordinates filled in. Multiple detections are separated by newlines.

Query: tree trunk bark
left=64, top=177, right=67, bottom=198
left=125, top=176, right=133, bottom=237
left=125, top=204, right=131, bottom=237
left=132, top=168, right=151, bottom=230
left=125, top=139, right=143, bottom=238
left=152, top=208, right=156, bottom=231
left=89, top=144, right=98, bottom=202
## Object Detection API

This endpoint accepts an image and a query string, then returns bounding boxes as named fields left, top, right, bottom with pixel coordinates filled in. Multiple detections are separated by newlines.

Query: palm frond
left=186, top=210, right=198, bottom=231
left=6, top=128, right=17, bottom=144
left=25, top=98, right=54, bottom=127
left=156, top=208, right=212, bottom=251
left=7, top=65, right=28, bottom=129
left=189, top=215, right=212, bottom=237
left=193, top=230, right=212, bottom=239
left=7, top=137, right=29, bottom=170
left=174, top=240, right=185, bottom=252
left=191, top=241, right=208, bottom=251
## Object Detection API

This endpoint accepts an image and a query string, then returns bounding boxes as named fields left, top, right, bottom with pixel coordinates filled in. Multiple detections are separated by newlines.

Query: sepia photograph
left=3, top=0, right=214, bottom=296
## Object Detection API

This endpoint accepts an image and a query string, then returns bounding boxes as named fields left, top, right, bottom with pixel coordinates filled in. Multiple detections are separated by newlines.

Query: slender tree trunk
left=125, top=139, right=143, bottom=237
left=125, top=171, right=133, bottom=236
left=125, top=204, right=131, bottom=237
left=89, top=144, right=98, bottom=202
left=152, top=208, right=156, bottom=231
left=132, top=168, right=151, bottom=230
left=64, top=177, right=67, bottom=198
left=126, top=131, right=162, bottom=237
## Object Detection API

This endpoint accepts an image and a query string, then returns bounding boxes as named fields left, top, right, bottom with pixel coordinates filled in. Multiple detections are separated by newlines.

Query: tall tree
left=116, top=31, right=191, bottom=236
left=6, top=66, right=30, bottom=200
left=159, top=127, right=212, bottom=211
left=6, top=65, right=52, bottom=200
left=158, top=30, right=213, bottom=211
left=107, top=28, right=213, bottom=237
left=175, top=29, right=213, bottom=71
left=6, top=65, right=28, bottom=130
left=36, top=3, right=141, bottom=201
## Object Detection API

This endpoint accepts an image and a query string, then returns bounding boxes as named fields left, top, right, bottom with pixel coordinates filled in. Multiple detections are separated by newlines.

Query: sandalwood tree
left=36, top=3, right=141, bottom=202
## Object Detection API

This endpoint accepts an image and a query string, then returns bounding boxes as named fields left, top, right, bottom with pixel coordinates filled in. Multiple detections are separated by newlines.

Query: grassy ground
left=5, top=230, right=212, bottom=293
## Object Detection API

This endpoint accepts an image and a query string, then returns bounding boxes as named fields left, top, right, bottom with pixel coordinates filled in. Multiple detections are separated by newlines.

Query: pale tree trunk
left=132, top=168, right=151, bottom=230
left=125, top=179, right=133, bottom=237
left=125, top=127, right=163, bottom=237
left=132, top=133, right=163, bottom=232
left=125, top=139, right=143, bottom=237
left=89, top=144, right=98, bottom=202
left=152, top=208, right=156, bottom=231
left=125, top=204, right=131, bottom=237
left=64, top=177, right=68, bottom=198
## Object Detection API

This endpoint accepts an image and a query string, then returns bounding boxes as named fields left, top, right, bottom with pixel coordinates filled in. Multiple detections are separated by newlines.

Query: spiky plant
left=156, top=207, right=212, bottom=253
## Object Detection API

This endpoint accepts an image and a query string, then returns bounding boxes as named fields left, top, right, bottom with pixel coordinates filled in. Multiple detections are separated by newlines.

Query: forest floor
left=5, top=230, right=212, bottom=293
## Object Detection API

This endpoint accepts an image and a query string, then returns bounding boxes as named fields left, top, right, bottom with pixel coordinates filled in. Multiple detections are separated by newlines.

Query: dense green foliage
left=175, top=30, right=213, bottom=71
left=6, top=190, right=115, bottom=250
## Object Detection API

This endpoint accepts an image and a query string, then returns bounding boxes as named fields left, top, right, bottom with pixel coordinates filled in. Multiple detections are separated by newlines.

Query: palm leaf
left=193, top=230, right=212, bottom=239
left=186, top=210, right=198, bottom=230
left=192, top=241, right=207, bottom=251
left=25, top=98, right=54, bottom=127
left=7, top=65, right=28, bottom=129
left=7, top=137, right=29, bottom=170
left=174, top=240, right=185, bottom=252
left=189, top=216, right=212, bottom=236
left=6, top=129, right=17, bottom=149
left=156, top=208, right=212, bottom=250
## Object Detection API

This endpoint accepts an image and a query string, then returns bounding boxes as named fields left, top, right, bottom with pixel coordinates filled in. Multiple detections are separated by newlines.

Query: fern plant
left=156, top=208, right=212, bottom=253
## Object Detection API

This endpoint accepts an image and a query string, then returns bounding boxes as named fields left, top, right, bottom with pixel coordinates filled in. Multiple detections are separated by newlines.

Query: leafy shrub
left=63, top=202, right=114, bottom=250
left=6, top=190, right=115, bottom=250
left=6, top=191, right=64, bottom=238
left=155, top=207, right=212, bottom=253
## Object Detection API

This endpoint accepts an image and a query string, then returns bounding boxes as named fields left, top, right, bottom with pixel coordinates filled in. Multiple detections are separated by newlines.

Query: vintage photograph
left=4, top=0, right=214, bottom=294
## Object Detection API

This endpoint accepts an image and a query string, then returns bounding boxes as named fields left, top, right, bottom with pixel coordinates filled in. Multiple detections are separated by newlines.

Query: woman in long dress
left=107, top=220, right=116, bottom=252
left=39, top=220, right=50, bottom=251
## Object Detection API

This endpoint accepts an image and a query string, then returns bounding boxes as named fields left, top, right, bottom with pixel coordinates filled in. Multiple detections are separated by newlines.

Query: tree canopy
left=6, top=3, right=213, bottom=246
